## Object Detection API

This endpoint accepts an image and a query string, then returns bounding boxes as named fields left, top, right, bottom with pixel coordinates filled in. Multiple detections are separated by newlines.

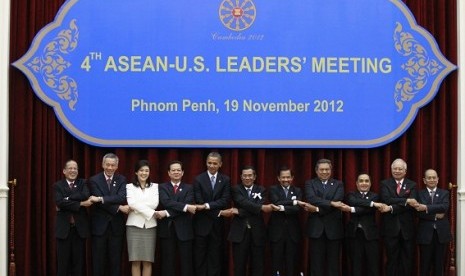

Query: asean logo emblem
left=219, top=0, right=256, bottom=31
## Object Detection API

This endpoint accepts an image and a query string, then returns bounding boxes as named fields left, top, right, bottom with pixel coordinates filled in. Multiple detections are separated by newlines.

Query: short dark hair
left=168, top=160, right=183, bottom=171
left=315, top=158, right=332, bottom=170
left=241, top=165, right=256, bottom=175
left=207, top=152, right=222, bottom=161
left=277, top=166, right=293, bottom=176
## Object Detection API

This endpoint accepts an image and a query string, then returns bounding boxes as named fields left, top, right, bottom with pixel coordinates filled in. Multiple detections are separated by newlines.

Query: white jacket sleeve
left=126, top=184, right=156, bottom=220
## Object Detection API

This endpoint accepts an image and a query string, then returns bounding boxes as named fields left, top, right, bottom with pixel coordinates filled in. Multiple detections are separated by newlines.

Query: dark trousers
left=56, top=227, right=85, bottom=276
left=270, top=229, right=299, bottom=276
left=160, top=226, right=193, bottom=276
left=91, top=226, right=124, bottom=276
left=232, top=228, right=264, bottom=276
left=384, top=234, right=414, bottom=276
left=419, top=230, right=447, bottom=276
left=308, top=234, right=341, bottom=276
left=194, top=222, right=224, bottom=276
left=348, top=228, right=379, bottom=276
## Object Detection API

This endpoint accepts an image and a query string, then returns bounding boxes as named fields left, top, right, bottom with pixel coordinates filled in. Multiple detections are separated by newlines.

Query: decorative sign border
left=13, top=0, right=456, bottom=148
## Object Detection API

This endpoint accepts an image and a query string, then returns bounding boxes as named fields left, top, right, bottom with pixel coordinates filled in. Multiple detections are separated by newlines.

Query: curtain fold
left=9, top=0, right=457, bottom=275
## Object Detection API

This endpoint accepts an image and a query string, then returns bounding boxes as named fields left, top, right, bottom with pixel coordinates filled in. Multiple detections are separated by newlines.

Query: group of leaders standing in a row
left=55, top=152, right=451, bottom=276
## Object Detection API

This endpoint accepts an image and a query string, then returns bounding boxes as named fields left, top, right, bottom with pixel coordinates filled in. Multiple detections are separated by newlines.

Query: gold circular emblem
left=219, top=0, right=256, bottom=31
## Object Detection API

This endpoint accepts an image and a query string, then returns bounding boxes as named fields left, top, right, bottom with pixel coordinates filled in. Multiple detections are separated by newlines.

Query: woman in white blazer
left=126, top=160, right=166, bottom=276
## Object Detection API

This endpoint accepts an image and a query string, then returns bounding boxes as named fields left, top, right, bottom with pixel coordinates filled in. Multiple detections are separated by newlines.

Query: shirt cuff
left=350, top=207, right=355, bottom=213
left=205, top=203, right=210, bottom=210
left=165, top=210, right=171, bottom=217
left=279, top=205, right=285, bottom=211
left=183, top=204, right=188, bottom=213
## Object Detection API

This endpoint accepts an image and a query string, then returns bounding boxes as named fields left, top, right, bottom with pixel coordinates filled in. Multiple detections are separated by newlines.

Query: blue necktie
left=210, top=175, right=216, bottom=189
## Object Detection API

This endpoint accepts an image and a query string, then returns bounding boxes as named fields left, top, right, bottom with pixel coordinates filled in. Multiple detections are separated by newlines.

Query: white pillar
left=457, top=0, right=465, bottom=274
left=0, top=0, right=10, bottom=274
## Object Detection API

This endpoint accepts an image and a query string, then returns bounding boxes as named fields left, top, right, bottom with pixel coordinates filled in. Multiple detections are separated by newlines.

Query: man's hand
left=80, top=198, right=93, bottom=207
left=415, top=204, right=427, bottom=212
left=154, top=210, right=167, bottom=219
left=379, top=205, right=392, bottom=213
left=373, top=202, right=387, bottom=210
left=219, top=208, right=236, bottom=217
left=330, top=201, right=351, bottom=212
left=297, top=201, right=318, bottom=213
left=261, top=204, right=274, bottom=213
left=406, top=198, right=419, bottom=207
left=339, top=204, right=352, bottom=213
left=195, top=204, right=207, bottom=211
left=89, top=195, right=103, bottom=203
left=436, top=213, right=445, bottom=219
left=271, top=204, right=281, bottom=211
left=118, top=205, right=131, bottom=214
left=186, top=204, right=197, bottom=214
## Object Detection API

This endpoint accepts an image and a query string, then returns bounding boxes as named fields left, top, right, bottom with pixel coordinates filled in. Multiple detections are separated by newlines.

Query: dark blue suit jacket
left=345, top=190, right=379, bottom=240
left=268, top=185, right=302, bottom=243
left=228, top=184, right=267, bottom=246
left=158, top=182, right=195, bottom=241
left=193, top=171, right=231, bottom=236
left=416, top=188, right=452, bottom=244
left=89, top=172, right=127, bottom=236
left=304, top=177, right=345, bottom=239
left=55, top=178, right=90, bottom=239
left=380, top=178, right=417, bottom=239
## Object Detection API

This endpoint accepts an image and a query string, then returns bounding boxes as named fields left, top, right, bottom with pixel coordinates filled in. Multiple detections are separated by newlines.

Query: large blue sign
left=13, top=0, right=456, bottom=147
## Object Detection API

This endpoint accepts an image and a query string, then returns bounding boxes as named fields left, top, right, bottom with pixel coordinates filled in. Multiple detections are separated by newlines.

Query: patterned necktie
left=107, top=178, right=112, bottom=190
left=247, top=188, right=252, bottom=198
left=174, top=184, right=179, bottom=194
left=210, top=175, right=216, bottom=189
left=430, top=190, right=435, bottom=203
left=396, top=181, right=401, bottom=195
left=69, top=182, right=74, bottom=189
left=284, top=187, right=289, bottom=197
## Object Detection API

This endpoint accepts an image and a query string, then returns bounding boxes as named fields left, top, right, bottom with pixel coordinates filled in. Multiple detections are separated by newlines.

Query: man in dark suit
left=228, top=165, right=275, bottom=276
left=380, top=158, right=418, bottom=276
left=414, top=169, right=451, bottom=276
left=158, top=160, right=197, bottom=276
left=193, top=152, right=232, bottom=276
left=54, top=160, right=92, bottom=276
left=303, top=158, right=351, bottom=276
left=88, top=153, right=130, bottom=276
left=345, top=173, right=388, bottom=276
left=268, top=166, right=303, bottom=276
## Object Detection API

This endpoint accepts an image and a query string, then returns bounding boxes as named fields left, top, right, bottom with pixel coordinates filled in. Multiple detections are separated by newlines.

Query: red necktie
left=174, top=185, right=179, bottom=194
left=396, top=181, right=401, bottom=195
left=69, top=182, right=75, bottom=224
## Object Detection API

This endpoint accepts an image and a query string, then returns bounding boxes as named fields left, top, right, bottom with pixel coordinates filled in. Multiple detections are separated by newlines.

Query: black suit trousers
left=270, top=229, right=299, bottom=276
left=384, top=235, right=414, bottom=276
left=419, top=230, right=447, bottom=276
left=92, top=225, right=124, bottom=276
left=232, top=228, right=264, bottom=276
left=348, top=228, right=379, bottom=276
left=56, top=227, right=85, bottom=276
left=308, top=234, right=341, bottom=276
left=160, top=225, right=193, bottom=276
left=194, top=221, right=224, bottom=276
